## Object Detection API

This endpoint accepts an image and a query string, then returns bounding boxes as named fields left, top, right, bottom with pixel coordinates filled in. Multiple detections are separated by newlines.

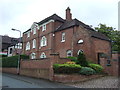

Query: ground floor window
left=40, top=52, right=46, bottom=58
left=31, top=53, right=36, bottom=59
left=67, top=50, right=72, bottom=57
left=77, top=49, right=84, bottom=55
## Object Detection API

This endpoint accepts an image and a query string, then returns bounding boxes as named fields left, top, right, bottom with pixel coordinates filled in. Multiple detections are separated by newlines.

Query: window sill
left=61, top=40, right=65, bottom=43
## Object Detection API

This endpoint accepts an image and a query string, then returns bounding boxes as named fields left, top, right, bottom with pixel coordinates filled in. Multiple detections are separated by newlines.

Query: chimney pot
left=66, top=7, right=72, bottom=21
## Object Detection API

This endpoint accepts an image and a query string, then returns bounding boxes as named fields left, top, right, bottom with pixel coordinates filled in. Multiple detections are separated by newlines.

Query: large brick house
left=23, top=7, right=111, bottom=63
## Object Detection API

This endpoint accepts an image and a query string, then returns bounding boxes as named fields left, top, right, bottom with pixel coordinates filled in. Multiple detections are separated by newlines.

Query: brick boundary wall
left=20, top=53, right=71, bottom=81
left=2, top=68, right=17, bottom=74
left=100, top=52, right=120, bottom=76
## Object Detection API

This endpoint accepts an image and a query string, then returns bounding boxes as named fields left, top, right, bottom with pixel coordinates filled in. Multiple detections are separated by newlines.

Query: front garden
left=53, top=52, right=103, bottom=76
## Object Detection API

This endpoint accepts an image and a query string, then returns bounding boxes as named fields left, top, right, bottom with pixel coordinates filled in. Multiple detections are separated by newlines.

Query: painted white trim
left=39, top=20, right=54, bottom=27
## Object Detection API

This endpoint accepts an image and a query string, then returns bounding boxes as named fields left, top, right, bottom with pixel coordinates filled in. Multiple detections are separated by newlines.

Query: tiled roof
left=1, top=35, right=23, bottom=49
left=23, top=14, right=65, bottom=34
left=55, top=19, right=110, bottom=41
left=37, top=14, right=65, bottom=25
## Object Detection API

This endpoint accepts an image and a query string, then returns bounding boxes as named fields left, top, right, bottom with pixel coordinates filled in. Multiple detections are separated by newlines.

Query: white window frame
left=61, top=32, right=65, bottom=42
left=32, top=39, right=36, bottom=48
left=26, top=42, right=30, bottom=50
left=67, top=50, right=72, bottom=57
left=40, top=52, right=46, bottom=58
left=42, top=24, right=46, bottom=31
left=40, top=36, right=47, bottom=47
left=31, top=53, right=36, bottom=59
left=27, top=31, right=30, bottom=38
left=77, top=49, right=84, bottom=55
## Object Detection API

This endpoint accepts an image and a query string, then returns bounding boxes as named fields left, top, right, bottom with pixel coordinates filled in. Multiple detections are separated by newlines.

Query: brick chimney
left=66, top=7, right=72, bottom=21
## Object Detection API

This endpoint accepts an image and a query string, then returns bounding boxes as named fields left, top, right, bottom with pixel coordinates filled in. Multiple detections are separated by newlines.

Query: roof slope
left=23, top=14, right=65, bottom=34
left=55, top=19, right=110, bottom=41
left=37, top=14, right=65, bottom=25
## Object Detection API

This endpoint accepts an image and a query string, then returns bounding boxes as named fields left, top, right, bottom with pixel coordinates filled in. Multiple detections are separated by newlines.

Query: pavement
left=66, top=75, right=119, bottom=88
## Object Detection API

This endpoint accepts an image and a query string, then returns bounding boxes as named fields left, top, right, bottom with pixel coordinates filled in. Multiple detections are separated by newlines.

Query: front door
left=97, top=53, right=101, bottom=64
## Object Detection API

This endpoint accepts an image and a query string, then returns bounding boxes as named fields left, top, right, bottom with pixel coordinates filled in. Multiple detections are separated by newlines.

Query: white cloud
left=0, top=0, right=118, bottom=38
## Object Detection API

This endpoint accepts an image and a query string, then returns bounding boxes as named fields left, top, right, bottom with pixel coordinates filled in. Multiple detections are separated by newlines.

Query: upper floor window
left=61, top=32, right=65, bottom=42
left=40, top=52, right=46, bottom=58
left=67, top=50, right=72, bottom=57
left=32, top=39, right=36, bottom=48
left=26, top=42, right=30, bottom=50
left=42, top=24, right=46, bottom=31
left=40, top=36, right=47, bottom=47
left=15, top=43, right=22, bottom=49
left=33, top=28, right=36, bottom=34
left=27, top=31, right=30, bottom=38
left=31, top=53, right=36, bottom=59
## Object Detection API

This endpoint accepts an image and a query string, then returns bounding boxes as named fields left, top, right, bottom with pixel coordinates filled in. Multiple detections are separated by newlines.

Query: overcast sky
left=0, top=0, right=119, bottom=38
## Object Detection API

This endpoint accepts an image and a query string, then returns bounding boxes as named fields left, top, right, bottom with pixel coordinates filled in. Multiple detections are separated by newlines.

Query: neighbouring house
left=23, top=7, right=111, bottom=63
left=0, top=35, right=22, bottom=57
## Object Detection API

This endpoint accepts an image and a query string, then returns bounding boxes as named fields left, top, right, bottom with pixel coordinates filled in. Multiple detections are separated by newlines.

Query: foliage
left=79, top=67, right=96, bottom=75
left=20, top=54, right=29, bottom=59
left=77, top=52, right=88, bottom=67
left=53, top=64, right=81, bottom=74
left=95, top=24, right=120, bottom=52
left=65, top=61, right=76, bottom=64
left=1, top=54, right=29, bottom=68
left=67, top=56, right=78, bottom=63
left=2, top=56, right=18, bottom=67
left=88, top=64, right=103, bottom=73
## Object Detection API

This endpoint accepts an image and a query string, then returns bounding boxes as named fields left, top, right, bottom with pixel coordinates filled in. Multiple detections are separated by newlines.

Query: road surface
left=2, top=73, right=75, bottom=88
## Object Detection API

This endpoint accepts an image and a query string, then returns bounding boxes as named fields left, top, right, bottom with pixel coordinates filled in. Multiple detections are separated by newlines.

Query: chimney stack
left=66, top=7, right=72, bottom=21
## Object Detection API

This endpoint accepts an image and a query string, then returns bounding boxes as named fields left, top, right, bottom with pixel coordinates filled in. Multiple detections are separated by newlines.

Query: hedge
left=88, top=64, right=103, bottom=73
left=53, top=64, right=81, bottom=74
left=1, top=54, right=29, bottom=68
left=79, top=67, right=96, bottom=75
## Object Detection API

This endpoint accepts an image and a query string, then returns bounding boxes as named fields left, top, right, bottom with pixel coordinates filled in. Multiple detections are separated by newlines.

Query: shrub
left=79, top=67, right=96, bottom=75
left=53, top=64, right=81, bottom=74
left=88, top=64, right=103, bottom=73
left=2, top=56, right=18, bottom=67
left=20, top=54, right=29, bottom=59
left=66, top=61, right=76, bottom=64
left=1, top=54, right=29, bottom=68
left=77, top=52, right=88, bottom=67
left=67, top=56, right=78, bottom=64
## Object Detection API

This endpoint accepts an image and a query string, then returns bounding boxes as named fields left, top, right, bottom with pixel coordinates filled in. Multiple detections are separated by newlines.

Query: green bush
left=88, top=64, right=103, bottom=73
left=77, top=52, right=88, bottom=67
left=20, top=54, right=29, bottom=59
left=79, top=67, right=96, bottom=75
left=53, top=64, right=81, bottom=74
left=67, top=56, right=78, bottom=64
left=1, top=54, right=29, bottom=68
left=2, top=56, right=18, bottom=67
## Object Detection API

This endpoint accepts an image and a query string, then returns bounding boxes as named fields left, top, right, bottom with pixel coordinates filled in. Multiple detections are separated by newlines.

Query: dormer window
left=61, top=32, right=65, bottom=42
left=42, top=24, right=46, bottom=31
left=27, top=31, right=30, bottom=38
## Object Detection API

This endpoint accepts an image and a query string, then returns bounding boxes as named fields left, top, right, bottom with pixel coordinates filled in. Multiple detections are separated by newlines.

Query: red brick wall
left=2, top=68, right=17, bottom=74
left=54, top=27, right=74, bottom=57
left=100, top=52, right=119, bottom=76
left=92, top=38, right=111, bottom=63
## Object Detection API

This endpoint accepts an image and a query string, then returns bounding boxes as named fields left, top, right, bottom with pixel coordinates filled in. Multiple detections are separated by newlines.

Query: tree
left=95, top=24, right=120, bottom=52
left=77, top=51, right=88, bottom=67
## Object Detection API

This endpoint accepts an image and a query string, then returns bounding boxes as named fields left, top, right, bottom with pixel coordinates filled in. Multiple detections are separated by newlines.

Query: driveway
left=66, top=76, right=119, bottom=88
